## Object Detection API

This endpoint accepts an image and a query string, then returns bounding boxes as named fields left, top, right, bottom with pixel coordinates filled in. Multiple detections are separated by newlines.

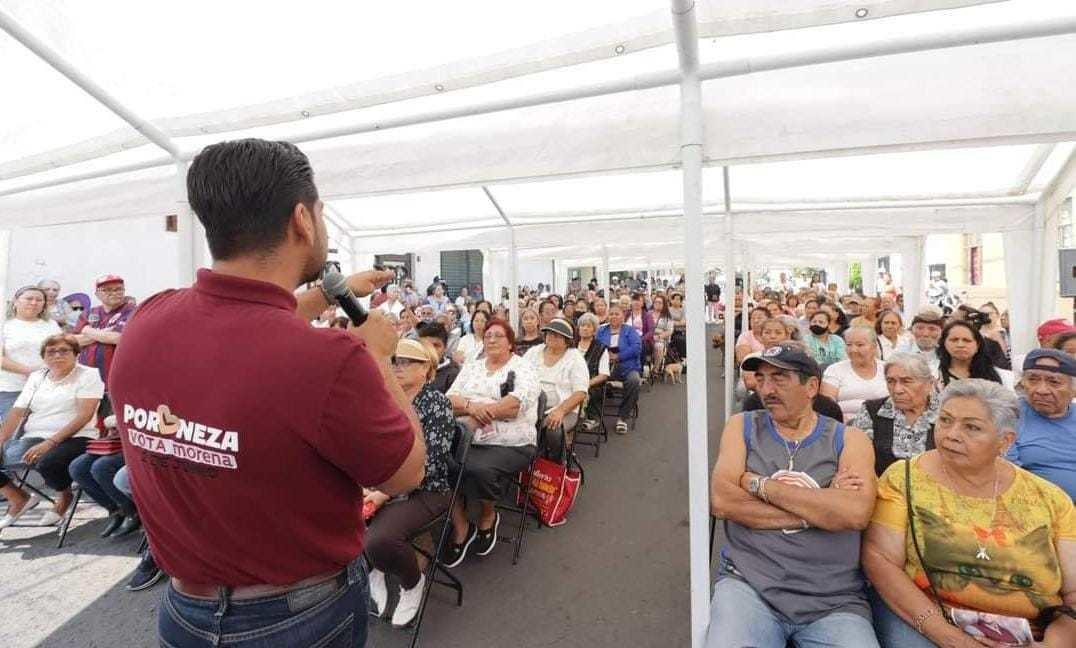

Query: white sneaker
left=0, top=494, right=41, bottom=528
left=368, top=568, right=388, bottom=618
left=38, top=510, right=63, bottom=527
left=391, top=573, right=426, bottom=628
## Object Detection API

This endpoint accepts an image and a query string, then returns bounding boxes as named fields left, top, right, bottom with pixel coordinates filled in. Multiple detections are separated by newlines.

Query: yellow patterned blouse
left=872, top=455, right=1076, bottom=622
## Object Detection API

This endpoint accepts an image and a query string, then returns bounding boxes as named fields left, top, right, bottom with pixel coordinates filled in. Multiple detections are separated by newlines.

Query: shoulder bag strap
left=905, top=458, right=951, bottom=623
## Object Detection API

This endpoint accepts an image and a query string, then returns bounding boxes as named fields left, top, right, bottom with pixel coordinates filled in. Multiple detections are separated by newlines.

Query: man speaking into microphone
left=108, top=138, right=425, bottom=648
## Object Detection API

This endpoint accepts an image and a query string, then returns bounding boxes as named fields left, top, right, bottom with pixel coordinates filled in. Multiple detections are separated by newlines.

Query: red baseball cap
left=1037, top=318, right=1076, bottom=342
left=95, top=274, right=125, bottom=288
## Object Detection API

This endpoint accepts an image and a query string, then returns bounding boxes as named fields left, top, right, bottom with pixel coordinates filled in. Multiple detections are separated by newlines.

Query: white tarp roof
left=1, top=0, right=1074, bottom=266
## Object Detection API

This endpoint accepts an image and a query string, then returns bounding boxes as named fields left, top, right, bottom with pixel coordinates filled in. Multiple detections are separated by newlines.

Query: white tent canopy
left=4, top=2, right=1076, bottom=646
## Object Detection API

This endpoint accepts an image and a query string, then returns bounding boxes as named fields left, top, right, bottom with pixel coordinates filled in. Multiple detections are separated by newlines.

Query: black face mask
left=809, top=324, right=828, bottom=336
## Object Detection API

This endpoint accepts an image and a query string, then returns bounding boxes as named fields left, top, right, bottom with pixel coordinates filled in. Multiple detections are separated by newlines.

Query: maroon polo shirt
left=108, top=269, right=415, bottom=586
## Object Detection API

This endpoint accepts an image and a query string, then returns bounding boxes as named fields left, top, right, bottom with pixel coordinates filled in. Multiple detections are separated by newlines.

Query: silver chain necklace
left=776, top=415, right=816, bottom=471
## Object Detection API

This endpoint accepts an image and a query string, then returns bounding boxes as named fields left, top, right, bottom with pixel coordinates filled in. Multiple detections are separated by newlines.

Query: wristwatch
left=747, top=475, right=763, bottom=497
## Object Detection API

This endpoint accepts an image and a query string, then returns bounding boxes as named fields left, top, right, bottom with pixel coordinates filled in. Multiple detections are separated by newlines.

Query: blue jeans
left=159, top=558, right=369, bottom=648
left=68, top=452, right=133, bottom=514
left=0, top=390, right=21, bottom=424
left=706, top=577, right=880, bottom=648
left=113, top=465, right=132, bottom=497
left=868, top=587, right=936, bottom=648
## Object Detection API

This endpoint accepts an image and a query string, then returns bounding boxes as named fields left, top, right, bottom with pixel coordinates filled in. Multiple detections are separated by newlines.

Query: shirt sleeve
left=13, top=372, right=42, bottom=408
left=313, top=343, right=416, bottom=487
left=871, top=460, right=910, bottom=532
left=850, top=403, right=874, bottom=439
left=823, top=363, right=844, bottom=388
left=76, top=367, right=106, bottom=399
left=507, top=357, right=539, bottom=412
left=598, top=350, right=610, bottom=376
left=1046, top=479, right=1076, bottom=541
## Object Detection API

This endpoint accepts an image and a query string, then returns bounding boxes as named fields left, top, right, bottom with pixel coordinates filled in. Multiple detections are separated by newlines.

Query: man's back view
left=110, top=138, right=426, bottom=647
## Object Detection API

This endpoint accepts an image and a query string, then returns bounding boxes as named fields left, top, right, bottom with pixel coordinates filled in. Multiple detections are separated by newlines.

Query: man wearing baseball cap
left=1006, top=349, right=1076, bottom=500
left=709, top=342, right=878, bottom=646
left=904, top=305, right=946, bottom=374
left=73, top=275, right=137, bottom=417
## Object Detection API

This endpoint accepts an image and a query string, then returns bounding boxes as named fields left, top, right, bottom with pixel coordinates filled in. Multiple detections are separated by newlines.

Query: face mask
left=809, top=324, right=828, bottom=335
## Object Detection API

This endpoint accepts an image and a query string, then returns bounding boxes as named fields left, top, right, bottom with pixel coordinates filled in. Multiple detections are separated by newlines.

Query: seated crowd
left=0, top=272, right=684, bottom=630
left=710, top=283, right=1076, bottom=647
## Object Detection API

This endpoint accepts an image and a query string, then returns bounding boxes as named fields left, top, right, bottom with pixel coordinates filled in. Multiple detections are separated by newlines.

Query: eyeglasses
left=391, top=356, right=425, bottom=368
left=98, top=287, right=125, bottom=294
left=44, top=348, right=75, bottom=357
left=484, top=332, right=507, bottom=341
left=70, top=306, right=84, bottom=311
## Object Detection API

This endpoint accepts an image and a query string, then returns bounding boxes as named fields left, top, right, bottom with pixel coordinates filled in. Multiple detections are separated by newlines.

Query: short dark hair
left=416, top=321, right=449, bottom=345
left=187, top=138, right=319, bottom=260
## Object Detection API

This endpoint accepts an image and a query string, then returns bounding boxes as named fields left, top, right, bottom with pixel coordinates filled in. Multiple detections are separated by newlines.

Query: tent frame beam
left=0, top=8, right=180, bottom=161
left=5, top=13, right=1076, bottom=199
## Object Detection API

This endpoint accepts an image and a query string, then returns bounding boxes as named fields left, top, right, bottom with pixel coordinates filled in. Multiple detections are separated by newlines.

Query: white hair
left=844, top=325, right=877, bottom=344
left=884, top=352, right=934, bottom=382
left=939, top=379, right=1020, bottom=436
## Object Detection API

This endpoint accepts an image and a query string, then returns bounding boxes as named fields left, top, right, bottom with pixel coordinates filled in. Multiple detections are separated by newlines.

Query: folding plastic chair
left=495, top=393, right=548, bottom=565
left=408, top=423, right=474, bottom=648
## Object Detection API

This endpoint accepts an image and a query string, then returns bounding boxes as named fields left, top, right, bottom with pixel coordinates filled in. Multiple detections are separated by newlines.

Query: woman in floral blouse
left=365, top=338, right=457, bottom=628
left=851, top=352, right=939, bottom=477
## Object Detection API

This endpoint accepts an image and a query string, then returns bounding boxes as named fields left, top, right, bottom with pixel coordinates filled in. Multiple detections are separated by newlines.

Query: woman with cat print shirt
left=862, top=379, right=1076, bottom=647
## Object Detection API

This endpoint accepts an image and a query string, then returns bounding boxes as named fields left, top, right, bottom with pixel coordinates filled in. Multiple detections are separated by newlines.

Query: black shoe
left=125, top=551, right=164, bottom=591
left=441, top=524, right=477, bottom=569
left=100, top=512, right=124, bottom=538
left=112, top=513, right=142, bottom=539
left=473, top=512, right=500, bottom=557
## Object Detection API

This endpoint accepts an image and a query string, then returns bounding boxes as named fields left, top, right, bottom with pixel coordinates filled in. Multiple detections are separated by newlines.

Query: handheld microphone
left=321, top=271, right=368, bottom=326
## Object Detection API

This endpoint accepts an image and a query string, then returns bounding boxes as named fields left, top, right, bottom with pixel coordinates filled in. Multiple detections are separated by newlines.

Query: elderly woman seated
left=365, top=339, right=456, bottom=628
left=850, top=353, right=939, bottom=477
left=0, top=334, right=103, bottom=528
left=862, top=379, right=1076, bottom=648
left=523, top=317, right=590, bottom=451
left=575, top=313, right=610, bottom=429
left=444, top=320, right=539, bottom=567
left=820, top=326, right=887, bottom=422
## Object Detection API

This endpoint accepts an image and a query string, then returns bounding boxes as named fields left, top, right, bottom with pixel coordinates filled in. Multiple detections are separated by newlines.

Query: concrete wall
left=7, top=216, right=183, bottom=303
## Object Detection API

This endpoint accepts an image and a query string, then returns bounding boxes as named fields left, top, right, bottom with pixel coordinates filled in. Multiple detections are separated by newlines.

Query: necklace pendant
left=976, top=545, right=991, bottom=561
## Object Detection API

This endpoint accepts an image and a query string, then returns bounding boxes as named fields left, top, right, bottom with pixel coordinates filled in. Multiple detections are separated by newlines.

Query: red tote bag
left=518, top=456, right=581, bottom=527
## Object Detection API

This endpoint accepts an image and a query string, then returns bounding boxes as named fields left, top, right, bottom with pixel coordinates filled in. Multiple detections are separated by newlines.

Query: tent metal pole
left=672, top=1, right=709, bottom=646
left=723, top=167, right=735, bottom=423
left=509, top=231, right=519, bottom=328
left=0, top=8, right=180, bottom=161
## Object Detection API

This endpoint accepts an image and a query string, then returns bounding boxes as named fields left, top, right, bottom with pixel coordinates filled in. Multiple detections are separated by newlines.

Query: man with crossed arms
left=708, top=343, right=879, bottom=648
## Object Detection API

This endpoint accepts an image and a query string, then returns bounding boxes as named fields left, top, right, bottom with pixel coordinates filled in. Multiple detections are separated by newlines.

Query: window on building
left=439, top=250, right=483, bottom=299
left=968, top=246, right=982, bottom=285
